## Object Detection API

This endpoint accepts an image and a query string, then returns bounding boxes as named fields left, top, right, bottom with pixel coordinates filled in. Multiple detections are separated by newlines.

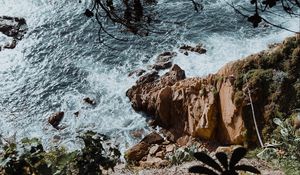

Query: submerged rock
left=150, top=51, right=177, bottom=71
left=83, top=97, right=96, bottom=105
left=74, top=111, right=80, bottom=117
left=179, top=44, right=207, bottom=54
left=128, top=69, right=146, bottom=77
left=156, top=51, right=177, bottom=63
left=0, top=16, right=27, bottom=50
left=48, top=112, right=64, bottom=129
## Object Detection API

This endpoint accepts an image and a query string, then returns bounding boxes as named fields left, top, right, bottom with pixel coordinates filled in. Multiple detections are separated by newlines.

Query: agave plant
left=189, top=147, right=261, bottom=175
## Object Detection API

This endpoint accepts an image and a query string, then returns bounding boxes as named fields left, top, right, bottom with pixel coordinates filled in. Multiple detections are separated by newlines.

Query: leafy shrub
left=0, top=131, right=120, bottom=175
left=167, top=144, right=199, bottom=165
left=257, top=116, right=300, bottom=174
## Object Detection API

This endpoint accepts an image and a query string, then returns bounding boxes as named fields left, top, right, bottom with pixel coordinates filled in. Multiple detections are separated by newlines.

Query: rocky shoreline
left=1, top=14, right=299, bottom=174
left=124, top=35, right=300, bottom=170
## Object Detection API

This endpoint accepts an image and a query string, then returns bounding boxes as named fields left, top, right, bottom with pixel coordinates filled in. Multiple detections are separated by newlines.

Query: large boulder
left=141, top=132, right=164, bottom=144
left=124, top=141, right=150, bottom=162
left=124, top=132, right=165, bottom=162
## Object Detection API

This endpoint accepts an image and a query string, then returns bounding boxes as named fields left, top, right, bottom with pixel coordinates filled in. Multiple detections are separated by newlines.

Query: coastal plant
left=189, top=147, right=261, bottom=175
left=0, top=131, right=120, bottom=175
left=76, top=131, right=121, bottom=175
left=257, top=116, right=300, bottom=174
left=167, top=144, right=199, bottom=165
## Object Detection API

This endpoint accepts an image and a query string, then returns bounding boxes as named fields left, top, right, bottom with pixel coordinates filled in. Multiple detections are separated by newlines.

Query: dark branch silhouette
left=81, top=0, right=299, bottom=45
left=229, top=0, right=300, bottom=33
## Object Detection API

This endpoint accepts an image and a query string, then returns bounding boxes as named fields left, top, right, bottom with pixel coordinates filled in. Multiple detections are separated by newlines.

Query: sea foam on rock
left=0, top=16, right=27, bottom=50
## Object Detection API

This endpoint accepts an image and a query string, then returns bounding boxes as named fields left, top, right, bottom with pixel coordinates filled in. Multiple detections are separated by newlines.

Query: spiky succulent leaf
left=229, top=147, right=247, bottom=169
left=189, top=165, right=219, bottom=175
left=193, top=152, right=223, bottom=172
left=216, top=152, right=228, bottom=170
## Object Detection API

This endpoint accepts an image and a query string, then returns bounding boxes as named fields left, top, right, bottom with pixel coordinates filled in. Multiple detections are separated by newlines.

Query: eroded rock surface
left=127, top=35, right=300, bottom=145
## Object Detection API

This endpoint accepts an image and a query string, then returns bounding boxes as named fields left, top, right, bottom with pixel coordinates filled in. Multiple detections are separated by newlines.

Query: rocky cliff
left=127, top=35, right=300, bottom=145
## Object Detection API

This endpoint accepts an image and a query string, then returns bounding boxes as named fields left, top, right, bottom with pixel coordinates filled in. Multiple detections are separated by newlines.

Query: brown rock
left=124, top=141, right=150, bottom=162
left=83, top=97, right=96, bottom=105
left=126, top=63, right=242, bottom=144
left=142, top=132, right=164, bottom=144
left=151, top=61, right=172, bottom=70
left=162, top=140, right=170, bottom=145
left=126, top=35, right=300, bottom=146
left=48, top=112, right=64, bottom=129
left=217, top=78, right=245, bottom=144
left=215, top=145, right=242, bottom=155
left=155, top=151, right=165, bottom=159
left=176, top=135, right=190, bottom=147
left=126, top=65, right=185, bottom=113
left=136, top=71, right=159, bottom=85
left=156, top=51, right=177, bottom=63
left=179, top=44, right=206, bottom=54
left=165, top=144, right=175, bottom=152
left=149, top=144, right=161, bottom=155
left=140, top=157, right=169, bottom=168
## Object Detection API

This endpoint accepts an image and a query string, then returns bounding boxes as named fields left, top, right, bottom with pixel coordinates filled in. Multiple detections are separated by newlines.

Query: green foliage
left=233, top=90, right=244, bottom=107
left=167, top=144, right=199, bottom=165
left=0, top=131, right=120, bottom=175
left=257, top=117, right=300, bottom=174
left=231, top=36, right=300, bottom=145
left=76, top=131, right=121, bottom=175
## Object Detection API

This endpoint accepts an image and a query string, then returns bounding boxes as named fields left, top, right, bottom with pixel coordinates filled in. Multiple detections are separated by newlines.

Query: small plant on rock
left=167, top=144, right=199, bottom=165
left=189, top=147, right=261, bottom=175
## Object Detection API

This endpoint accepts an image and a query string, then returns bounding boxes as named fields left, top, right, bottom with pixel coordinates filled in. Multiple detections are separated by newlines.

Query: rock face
left=0, top=16, right=27, bottom=50
left=127, top=35, right=300, bottom=145
left=127, top=64, right=243, bottom=144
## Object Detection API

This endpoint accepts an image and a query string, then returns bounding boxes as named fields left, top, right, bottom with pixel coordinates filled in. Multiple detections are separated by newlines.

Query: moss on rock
left=231, top=35, right=300, bottom=145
